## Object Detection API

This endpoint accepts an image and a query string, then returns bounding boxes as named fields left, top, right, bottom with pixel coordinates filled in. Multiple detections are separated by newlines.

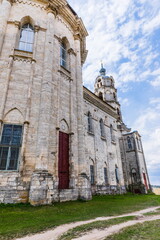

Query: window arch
left=18, top=23, right=34, bottom=52
left=100, top=119, right=105, bottom=138
left=88, top=112, right=93, bottom=133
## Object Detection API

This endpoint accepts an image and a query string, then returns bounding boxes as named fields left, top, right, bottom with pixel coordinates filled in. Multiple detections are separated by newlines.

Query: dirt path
left=16, top=206, right=160, bottom=240
left=73, top=215, right=160, bottom=240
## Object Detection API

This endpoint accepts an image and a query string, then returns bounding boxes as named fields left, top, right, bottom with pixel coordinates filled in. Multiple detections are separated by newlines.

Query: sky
left=67, top=0, right=160, bottom=186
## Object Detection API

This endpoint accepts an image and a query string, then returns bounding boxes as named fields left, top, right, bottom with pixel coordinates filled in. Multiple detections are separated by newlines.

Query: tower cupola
left=94, top=65, right=122, bottom=120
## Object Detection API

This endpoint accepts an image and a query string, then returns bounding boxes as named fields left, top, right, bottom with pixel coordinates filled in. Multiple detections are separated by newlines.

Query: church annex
left=0, top=0, right=150, bottom=205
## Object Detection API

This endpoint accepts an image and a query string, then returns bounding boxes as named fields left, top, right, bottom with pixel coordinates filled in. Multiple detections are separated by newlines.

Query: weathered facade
left=0, top=0, right=150, bottom=205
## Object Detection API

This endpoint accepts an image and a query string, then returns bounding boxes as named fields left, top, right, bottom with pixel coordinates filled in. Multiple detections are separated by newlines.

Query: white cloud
left=150, top=76, right=160, bottom=87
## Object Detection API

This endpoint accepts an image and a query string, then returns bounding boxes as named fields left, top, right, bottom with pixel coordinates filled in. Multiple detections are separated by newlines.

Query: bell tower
left=94, top=64, right=122, bottom=120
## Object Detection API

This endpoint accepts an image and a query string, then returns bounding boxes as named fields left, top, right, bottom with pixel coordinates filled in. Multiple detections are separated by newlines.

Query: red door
left=58, top=131, right=69, bottom=189
left=143, top=173, right=148, bottom=190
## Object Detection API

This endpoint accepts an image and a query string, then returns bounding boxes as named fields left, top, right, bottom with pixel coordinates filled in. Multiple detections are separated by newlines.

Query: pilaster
left=0, top=0, right=12, bottom=54
left=36, top=11, right=55, bottom=170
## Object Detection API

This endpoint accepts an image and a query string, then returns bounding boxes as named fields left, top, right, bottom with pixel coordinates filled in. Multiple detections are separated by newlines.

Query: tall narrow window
left=0, top=124, right=23, bottom=170
left=88, top=112, right=93, bottom=133
left=127, top=136, right=132, bottom=150
left=110, top=124, right=114, bottom=142
left=104, top=167, right=108, bottom=184
left=18, top=23, right=34, bottom=52
left=90, top=165, right=95, bottom=185
left=60, top=41, right=67, bottom=68
left=115, top=165, right=119, bottom=184
left=100, top=119, right=105, bottom=138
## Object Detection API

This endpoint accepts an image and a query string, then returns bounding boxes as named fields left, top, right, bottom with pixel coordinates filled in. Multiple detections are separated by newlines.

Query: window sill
left=58, top=66, right=72, bottom=80
left=10, top=49, right=36, bottom=63
left=101, top=136, right=106, bottom=141
left=87, top=131, right=94, bottom=136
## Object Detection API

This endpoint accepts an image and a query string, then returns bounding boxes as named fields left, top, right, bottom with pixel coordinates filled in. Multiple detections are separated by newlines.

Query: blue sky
left=68, top=0, right=160, bottom=186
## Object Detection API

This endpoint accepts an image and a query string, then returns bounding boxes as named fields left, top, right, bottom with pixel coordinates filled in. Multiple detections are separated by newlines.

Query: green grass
left=105, top=220, right=160, bottom=240
left=59, top=216, right=136, bottom=240
left=0, top=194, right=160, bottom=240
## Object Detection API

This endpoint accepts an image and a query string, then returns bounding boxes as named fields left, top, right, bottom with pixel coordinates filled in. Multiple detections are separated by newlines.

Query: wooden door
left=58, top=131, right=69, bottom=189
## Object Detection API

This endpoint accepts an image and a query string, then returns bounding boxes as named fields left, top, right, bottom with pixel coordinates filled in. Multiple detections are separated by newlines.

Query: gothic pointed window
left=0, top=124, right=23, bottom=170
left=100, top=119, right=105, bottom=138
left=88, top=112, right=93, bottom=133
left=60, top=41, right=67, bottom=68
left=18, top=23, right=34, bottom=52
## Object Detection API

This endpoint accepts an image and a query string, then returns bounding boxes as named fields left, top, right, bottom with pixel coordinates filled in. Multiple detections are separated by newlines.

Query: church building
left=0, top=0, right=150, bottom=205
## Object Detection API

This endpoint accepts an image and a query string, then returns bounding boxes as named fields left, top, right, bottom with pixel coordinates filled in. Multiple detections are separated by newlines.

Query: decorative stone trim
left=101, top=136, right=106, bottom=141
left=87, top=131, right=94, bottom=136
left=10, top=49, right=36, bottom=63
left=12, top=0, right=46, bottom=10
left=58, top=68, right=73, bottom=82
left=111, top=140, right=116, bottom=145
left=68, top=48, right=76, bottom=56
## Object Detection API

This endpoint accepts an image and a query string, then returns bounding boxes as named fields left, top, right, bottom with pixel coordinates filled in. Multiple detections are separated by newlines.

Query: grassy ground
left=105, top=219, right=160, bottom=240
left=59, top=216, right=136, bottom=240
left=0, top=194, right=160, bottom=240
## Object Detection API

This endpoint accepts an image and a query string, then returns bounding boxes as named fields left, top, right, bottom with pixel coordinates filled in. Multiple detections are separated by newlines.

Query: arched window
left=100, top=119, right=105, bottom=138
left=60, top=41, right=67, bottom=68
left=115, top=165, right=119, bottom=184
left=127, top=136, right=132, bottom=150
left=18, top=23, right=34, bottom=52
left=88, top=112, right=93, bottom=133
left=90, top=165, right=95, bottom=185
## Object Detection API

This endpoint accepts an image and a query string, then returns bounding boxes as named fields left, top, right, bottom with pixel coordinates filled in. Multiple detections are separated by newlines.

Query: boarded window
left=104, top=167, right=108, bottom=184
left=90, top=165, right=95, bottom=185
left=0, top=124, right=23, bottom=170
